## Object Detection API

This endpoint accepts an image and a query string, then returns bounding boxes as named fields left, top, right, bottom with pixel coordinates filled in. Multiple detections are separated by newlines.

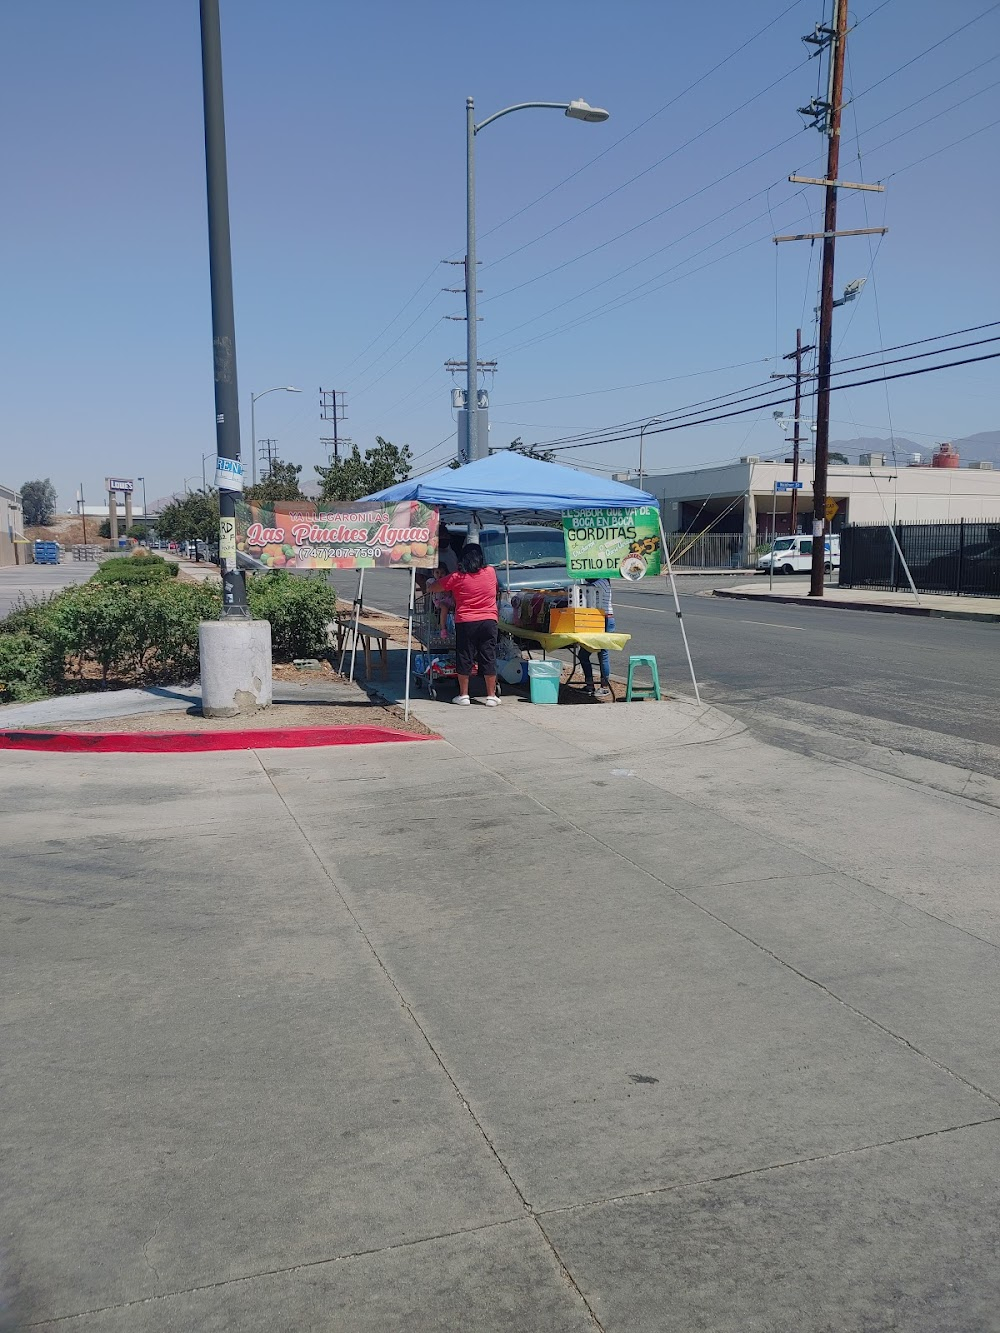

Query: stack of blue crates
left=33, top=541, right=61, bottom=565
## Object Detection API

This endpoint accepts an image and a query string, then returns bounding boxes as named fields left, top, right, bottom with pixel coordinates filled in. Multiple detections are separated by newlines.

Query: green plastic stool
left=625, top=654, right=661, bottom=702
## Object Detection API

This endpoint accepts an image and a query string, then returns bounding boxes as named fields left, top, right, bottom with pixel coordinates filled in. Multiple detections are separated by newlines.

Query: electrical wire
left=542, top=352, right=1000, bottom=451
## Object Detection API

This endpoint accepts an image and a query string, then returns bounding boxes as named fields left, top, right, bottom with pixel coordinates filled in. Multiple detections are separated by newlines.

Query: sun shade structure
left=361, top=452, right=657, bottom=523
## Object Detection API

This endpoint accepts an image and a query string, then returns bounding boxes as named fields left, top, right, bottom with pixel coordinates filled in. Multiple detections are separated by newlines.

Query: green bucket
left=527, top=659, right=561, bottom=704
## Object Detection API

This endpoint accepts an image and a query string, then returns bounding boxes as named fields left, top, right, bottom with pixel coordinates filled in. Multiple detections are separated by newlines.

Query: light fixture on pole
left=638, top=417, right=661, bottom=491
left=463, top=97, right=609, bottom=464
left=250, top=386, right=301, bottom=486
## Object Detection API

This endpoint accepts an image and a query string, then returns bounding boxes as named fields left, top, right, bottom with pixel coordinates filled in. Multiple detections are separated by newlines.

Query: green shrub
left=246, top=570, right=337, bottom=659
left=93, top=555, right=178, bottom=583
left=0, top=631, right=51, bottom=701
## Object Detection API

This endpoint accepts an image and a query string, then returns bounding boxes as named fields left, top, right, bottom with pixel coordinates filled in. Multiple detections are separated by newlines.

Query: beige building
left=1, top=482, right=25, bottom=566
left=645, top=457, right=1000, bottom=550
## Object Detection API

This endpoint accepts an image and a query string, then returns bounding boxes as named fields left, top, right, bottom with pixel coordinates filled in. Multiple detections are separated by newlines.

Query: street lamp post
left=464, top=97, right=608, bottom=463
left=250, top=386, right=301, bottom=485
left=638, top=417, right=661, bottom=492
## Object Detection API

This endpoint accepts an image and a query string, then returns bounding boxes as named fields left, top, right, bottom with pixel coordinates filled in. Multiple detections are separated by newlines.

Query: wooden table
left=336, top=617, right=390, bottom=679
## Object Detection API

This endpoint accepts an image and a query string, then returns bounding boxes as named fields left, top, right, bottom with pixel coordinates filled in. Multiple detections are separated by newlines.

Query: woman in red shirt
left=430, top=543, right=500, bottom=706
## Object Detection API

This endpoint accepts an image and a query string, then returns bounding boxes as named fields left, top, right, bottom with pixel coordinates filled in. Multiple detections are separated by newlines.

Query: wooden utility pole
left=809, top=0, right=848, bottom=596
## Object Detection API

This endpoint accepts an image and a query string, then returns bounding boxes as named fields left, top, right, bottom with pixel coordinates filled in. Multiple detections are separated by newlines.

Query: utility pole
left=78, top=484, right=88, bottom=545
left=784, top=328, right=814, bottom=533
left=320, top=389, right=346, bottom=460
left=199, top=0, right=245, bottom=615
left=809, top=0, right=847, bottom=597
left=775, top=0, right=886, bottom=595
left=257, top=438, right=278, bottom=477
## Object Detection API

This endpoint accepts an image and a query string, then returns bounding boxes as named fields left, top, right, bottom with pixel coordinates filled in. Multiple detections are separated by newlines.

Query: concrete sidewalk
left=715, top=578, right=1000, bottom=621
left=3, top=687, right=1000, bottom=1330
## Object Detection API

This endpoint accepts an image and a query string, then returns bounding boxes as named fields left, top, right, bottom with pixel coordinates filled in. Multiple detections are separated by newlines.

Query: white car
left=757, top=534, right=840, bottom=575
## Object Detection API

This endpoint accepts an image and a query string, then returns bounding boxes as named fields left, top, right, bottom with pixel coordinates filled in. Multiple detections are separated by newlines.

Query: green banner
left=563, top=507, right=662, bottom=580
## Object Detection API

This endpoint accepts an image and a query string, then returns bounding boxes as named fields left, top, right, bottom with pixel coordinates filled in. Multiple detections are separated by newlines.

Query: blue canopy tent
left=356, top=453, right=700, bottom=709
left=362, top=451, right=658, bottom=520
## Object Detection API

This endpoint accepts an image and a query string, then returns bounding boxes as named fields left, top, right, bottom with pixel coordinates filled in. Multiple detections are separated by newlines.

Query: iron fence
left=664, top=532, right=756, bottom=569
left=840, top=520, right=1000, bottom=598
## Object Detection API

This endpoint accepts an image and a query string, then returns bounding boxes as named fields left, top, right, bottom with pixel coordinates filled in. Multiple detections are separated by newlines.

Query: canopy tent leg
left=404, top=565, right=417, bottom=720
left=348, top=568, right=365, bottom=684
left=656, top=509, right=702, bottom=706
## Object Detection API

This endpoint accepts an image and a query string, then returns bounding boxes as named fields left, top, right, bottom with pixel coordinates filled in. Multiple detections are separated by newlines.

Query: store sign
left=235, top=499, right=439, bottom=570
left=106, top=477, right=134, bottom=493
left=562, top=507, right=662, bottom=580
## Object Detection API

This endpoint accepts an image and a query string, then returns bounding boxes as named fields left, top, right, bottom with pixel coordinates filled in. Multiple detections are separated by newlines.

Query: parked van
left=757, top=534, right=840, bottom=574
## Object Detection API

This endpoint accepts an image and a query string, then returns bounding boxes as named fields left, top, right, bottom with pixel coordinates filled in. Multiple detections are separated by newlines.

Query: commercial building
left=644, top=454, right=1000, bottom=557
left=1, top=482, right=25, bottom=566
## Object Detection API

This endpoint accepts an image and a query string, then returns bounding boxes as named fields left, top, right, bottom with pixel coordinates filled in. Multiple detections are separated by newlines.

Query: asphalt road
left=328, top=568, right=1000, bottom=779
left=0, top=563, right=97, bottom=618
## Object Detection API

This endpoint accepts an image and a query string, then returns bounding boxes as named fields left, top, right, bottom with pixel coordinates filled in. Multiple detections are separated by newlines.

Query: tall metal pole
left=250, top=395, right=257, bottom=488
left=809, top=0, right=847, bottom=598
left=465, top=96, right=479, bottom=462
left=199, top=0, right=246, bottom=616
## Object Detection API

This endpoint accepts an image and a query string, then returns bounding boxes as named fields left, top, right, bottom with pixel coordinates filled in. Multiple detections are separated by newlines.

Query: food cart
left=360, top=453, right=701, bottom=705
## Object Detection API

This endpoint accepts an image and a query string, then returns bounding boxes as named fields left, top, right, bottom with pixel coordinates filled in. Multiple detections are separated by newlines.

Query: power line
left=337, top=264, right=443, bottom=378
left=493, top=358, right=772, bottom=408
left=543, top=351, right=1000, bottom=451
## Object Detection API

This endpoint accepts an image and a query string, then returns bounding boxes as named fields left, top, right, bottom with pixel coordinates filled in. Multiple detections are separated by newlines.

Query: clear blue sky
left=3, top=0, right=998, bottom=509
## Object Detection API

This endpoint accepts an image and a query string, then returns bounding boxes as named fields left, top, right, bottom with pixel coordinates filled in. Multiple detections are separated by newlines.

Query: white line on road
left=616, top=601, right=806, bottom=631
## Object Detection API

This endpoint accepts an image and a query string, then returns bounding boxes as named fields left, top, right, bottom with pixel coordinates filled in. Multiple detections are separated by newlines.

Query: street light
left=250, top=386, right=301, bottom=485
left=464, top=96, right=609, bottom=463
left=638, top=417, right=661, bottom=492
left=200, top=451, right=215, bottom=491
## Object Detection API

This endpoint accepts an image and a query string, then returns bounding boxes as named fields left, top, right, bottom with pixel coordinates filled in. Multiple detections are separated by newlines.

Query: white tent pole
left=656, top=508, right=702, bottom=706
left=404, top=565, right=416, bottom=720
left=348, top=568, right=365, bottom=683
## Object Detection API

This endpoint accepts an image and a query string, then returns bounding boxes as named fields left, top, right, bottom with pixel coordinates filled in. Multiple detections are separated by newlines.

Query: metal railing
left=840, top=520, right=1000, bottom=598
left=664, top=532, right=757, bottom=569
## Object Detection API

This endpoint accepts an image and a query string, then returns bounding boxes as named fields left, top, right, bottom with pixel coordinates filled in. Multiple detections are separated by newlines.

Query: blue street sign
left=775, top=481, right=804, bottom=491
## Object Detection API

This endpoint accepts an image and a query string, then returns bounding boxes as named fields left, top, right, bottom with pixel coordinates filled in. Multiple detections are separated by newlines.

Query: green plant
left=314, top=436, right=412, bottom=502
left=93, top=555, right=177, bottom=583
left=244, top=458, right=303, bottom=504
left=20, top=478, right=57, bottom=526
left=156, top=488, right=219, bottom=543
left=0, top=632, right=51, bottom=702
left=246, top=570, right=337, bottom=659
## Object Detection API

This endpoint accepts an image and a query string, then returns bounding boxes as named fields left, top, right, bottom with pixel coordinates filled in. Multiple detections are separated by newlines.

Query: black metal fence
left=840, top=520, right=1000, bottom=598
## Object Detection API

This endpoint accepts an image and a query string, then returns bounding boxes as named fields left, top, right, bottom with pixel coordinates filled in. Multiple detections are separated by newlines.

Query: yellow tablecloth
left=500, top=621, right=631, bottom=654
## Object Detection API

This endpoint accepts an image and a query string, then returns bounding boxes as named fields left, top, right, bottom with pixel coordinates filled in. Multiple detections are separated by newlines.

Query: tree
left=156, top=489, right=219, bottom=542
left=21, top=478, right=57, bottom=526
left=244, top=458, right=303, bottom=505
left=315, top=437, right=413, bottom=503
left=830, top=451, right=849, bottom=465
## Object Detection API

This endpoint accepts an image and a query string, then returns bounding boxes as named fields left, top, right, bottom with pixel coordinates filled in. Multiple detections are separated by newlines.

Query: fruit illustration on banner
left=234, top=500, right=439, bottom=571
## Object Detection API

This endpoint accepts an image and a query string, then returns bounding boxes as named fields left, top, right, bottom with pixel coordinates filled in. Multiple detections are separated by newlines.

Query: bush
left=246, top=570, right=337, bottom=659
left=93, top=555, right=178, bottom=583
left=0, top=631, right=52, bottom=701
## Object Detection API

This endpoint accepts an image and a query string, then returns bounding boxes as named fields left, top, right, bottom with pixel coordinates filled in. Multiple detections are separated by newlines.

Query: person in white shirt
left=579, top=578, right=614, bottom=698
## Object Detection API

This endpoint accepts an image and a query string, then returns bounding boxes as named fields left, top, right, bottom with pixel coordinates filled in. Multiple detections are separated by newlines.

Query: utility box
left=860, top=452, right=885, bottom=467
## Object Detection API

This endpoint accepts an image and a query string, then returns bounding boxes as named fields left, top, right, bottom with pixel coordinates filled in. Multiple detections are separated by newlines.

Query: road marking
left=738, top=619, right=807, bottom=631
left=616, top=600, right=805, bottom=631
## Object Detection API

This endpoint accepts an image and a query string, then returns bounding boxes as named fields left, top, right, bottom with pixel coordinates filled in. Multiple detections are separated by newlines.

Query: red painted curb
left=0, top=727, right=441, bottom=754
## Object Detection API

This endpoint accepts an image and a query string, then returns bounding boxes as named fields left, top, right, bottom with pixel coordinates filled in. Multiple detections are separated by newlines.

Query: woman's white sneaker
left=452, top=694, right=471, bottom=705
left=482, top=695, right=500, bottom=707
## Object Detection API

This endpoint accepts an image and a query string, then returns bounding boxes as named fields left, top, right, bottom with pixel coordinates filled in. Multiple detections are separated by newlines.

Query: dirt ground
left=23, top=698, right=433, bottom=736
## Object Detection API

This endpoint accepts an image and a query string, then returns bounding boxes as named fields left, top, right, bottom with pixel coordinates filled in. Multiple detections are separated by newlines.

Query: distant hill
left=829, top=430, right=1000, bottom=466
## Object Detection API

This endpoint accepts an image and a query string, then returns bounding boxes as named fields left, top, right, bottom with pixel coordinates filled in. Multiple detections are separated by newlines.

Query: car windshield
left=772, top=538, right=795, bottom=551
left=480, top=529, right=566, bottom=568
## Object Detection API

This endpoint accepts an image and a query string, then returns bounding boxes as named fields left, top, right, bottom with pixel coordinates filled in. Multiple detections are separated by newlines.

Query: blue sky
left=3, top=0, right=998, bottom=509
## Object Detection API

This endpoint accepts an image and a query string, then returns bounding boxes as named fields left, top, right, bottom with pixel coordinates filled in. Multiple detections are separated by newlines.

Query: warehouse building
left=1, top=482, right=25, bottom=566
left=644, top=450, right=1000, bottom=558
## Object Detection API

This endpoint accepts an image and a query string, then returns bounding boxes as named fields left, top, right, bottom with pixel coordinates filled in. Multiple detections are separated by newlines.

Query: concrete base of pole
left=198, top=619, right=272, bottom=718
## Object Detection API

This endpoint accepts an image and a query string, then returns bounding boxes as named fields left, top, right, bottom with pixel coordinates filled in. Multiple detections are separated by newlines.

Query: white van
left=757, top=534, right=840, bottom=575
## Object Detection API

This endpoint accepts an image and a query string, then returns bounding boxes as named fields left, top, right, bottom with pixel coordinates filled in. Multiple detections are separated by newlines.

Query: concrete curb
left=712, top=587, right=1000, bottom=623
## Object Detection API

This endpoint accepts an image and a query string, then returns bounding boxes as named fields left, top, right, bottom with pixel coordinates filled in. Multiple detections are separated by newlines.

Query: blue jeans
left=580, top=615, right=614, bottom=685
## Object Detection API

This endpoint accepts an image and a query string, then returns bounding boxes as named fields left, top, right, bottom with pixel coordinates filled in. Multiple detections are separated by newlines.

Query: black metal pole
left=199, top=0, right=246, bottom=616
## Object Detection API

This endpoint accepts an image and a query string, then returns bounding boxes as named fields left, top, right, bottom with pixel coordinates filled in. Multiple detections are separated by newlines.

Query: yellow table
left=499, top=621, right=631, bottom=655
